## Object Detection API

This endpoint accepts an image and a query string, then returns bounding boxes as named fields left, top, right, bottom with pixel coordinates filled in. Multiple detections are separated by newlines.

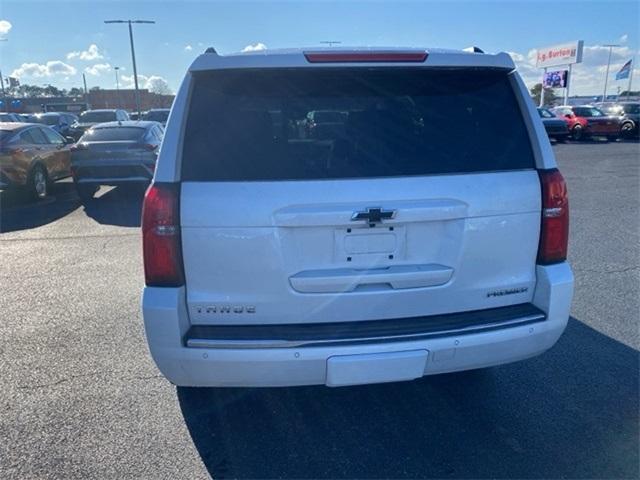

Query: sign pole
left=627, top=57, right=634, bottom=99
left=564, top=64, right=572, bottom=105
left=0, top=69, right=6, bottom=112
left=539, top=68, right=547, bottom=107
left=602, top=44, right=619, bottom=102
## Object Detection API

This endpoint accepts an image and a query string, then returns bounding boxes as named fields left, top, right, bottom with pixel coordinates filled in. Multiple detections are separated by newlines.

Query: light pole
left=114, top=66, right=121, bottom=108
left=0, top=38, right=8, bottom=112
left=602, top=44, right=620, bottom=102
left=104, top=19, right=155, bottom=117
left=0, top=69, right=7, bottom=112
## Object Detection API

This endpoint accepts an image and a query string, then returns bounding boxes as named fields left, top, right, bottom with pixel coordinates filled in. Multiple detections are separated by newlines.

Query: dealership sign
left=536, top=41, right=584, bottom=68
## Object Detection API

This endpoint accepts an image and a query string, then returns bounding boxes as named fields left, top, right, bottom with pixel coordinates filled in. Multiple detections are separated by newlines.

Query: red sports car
left=551, top=105, right=621, bottom=141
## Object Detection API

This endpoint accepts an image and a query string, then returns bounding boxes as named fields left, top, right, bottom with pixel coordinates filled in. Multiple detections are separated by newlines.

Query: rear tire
left=621, top=122, right=635, bottom=139
left=571, top=125, right=584, bottom=141
left=28, top=164, right=49, bottom=200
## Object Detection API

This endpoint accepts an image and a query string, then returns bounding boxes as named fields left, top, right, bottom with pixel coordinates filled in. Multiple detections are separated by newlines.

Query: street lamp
left=602, top=44, right=620, bottom=102
left=104, top=19, right=155, bottom=116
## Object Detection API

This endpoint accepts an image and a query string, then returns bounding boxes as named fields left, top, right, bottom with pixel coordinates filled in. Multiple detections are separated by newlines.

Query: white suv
left=141, top=47, right=573, bottom=387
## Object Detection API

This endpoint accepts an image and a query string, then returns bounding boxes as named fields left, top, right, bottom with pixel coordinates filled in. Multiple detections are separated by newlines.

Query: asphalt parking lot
left=1, top=141, right=638, bottom=479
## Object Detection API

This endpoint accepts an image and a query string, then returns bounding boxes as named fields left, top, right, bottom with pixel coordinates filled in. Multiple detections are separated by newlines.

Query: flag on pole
left=616, top=59, right=632, bottom=80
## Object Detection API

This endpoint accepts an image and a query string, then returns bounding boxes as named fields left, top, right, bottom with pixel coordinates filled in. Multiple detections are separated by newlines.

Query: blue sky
left=1, top=0, right=638, bottom=95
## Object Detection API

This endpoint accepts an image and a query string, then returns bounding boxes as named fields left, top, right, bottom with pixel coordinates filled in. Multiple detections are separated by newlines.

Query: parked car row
left=538, top=102, right=639, bottom=142
left=1, top=115, right=164, bottom=200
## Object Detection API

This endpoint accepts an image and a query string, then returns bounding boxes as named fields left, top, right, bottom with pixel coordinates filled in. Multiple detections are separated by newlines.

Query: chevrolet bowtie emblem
left=351, top=207, right=396, bottom=227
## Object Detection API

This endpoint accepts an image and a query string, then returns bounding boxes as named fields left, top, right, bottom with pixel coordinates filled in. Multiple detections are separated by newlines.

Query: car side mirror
left=65, top=137, right=75, bottom=145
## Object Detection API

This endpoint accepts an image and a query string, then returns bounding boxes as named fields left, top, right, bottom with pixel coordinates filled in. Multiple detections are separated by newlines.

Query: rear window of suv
left=81, top=127, right=145, bottom=141
left=182, top=68, right=534, bottom=181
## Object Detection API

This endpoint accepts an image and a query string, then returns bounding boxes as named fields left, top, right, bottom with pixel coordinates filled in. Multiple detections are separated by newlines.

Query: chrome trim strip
left=76, top=176, right=150, bottom=183
left=185, top=313, right=545, bottom=349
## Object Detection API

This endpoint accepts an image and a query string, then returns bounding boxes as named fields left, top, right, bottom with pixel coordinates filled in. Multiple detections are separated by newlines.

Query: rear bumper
left=73, top=162, right=153, bottom=185
left=142, top=263, right=573, bottom=387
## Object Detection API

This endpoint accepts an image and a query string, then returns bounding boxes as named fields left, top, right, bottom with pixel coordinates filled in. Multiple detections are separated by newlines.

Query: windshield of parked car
left=573, top=107, right=606, bottom=117
left=80, top=126, right=146, bottom=142
left=182, top=68, right=535, bottom=181
left=31, top=115, right=59, bottom=126
left=0, top=113, right=16, bottom=122
left=79, top=111, right=118, bottom=123
left=143, top=110, right=169, bottom=122
left=538, top=108, right=556, bottom=118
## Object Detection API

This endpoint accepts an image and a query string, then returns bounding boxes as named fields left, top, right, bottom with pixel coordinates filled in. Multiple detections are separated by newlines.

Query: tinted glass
left=79, top=111, right=117, bottom=123
left=182, top=68, right=534, bottom=181
left=0, top=113, right=15, bottom=122
left=0, top=130, right=14, bottom=141
left=80, top=127, right=145, bottom=142
left=573, top=107, right=605, bottom=117
left=143, top=110, right=170, bottom=122
left=28, top=128, right=49, bottom=144
left=33, top=115, right=59, bottom=126
left=312, top=111, right=346, bottom=123
left=538, top=108, right=555, bottom=118
left=622, top=104, right=640, bottom=114
left=41, top=127, right=64, bottom=144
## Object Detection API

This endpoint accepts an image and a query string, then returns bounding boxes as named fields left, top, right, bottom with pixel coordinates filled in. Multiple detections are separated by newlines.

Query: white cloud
left=241, top=42, right=267, bottom=52
left=67, top=44, right=104, bottom=61
left=11, top=61, right=77, bottom=79
left=84, top=63, right=111, bottom=76
left=0, top=19, right=12, bottom=35
left=121, top=74, right=173, bottom=94
left=184, top=44, right=193, bottom=51
left=507, top=51, right=525, bottom=63
left=619, top=34, right=628, bottom=44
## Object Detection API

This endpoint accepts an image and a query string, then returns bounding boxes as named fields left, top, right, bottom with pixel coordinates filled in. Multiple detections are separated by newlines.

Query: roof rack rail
left=463, top=46, right=485, bottom=54
left=205, top=47, right=218, bottom=54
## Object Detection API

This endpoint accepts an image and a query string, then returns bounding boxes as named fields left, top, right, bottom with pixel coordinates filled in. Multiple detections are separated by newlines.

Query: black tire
left=76, top=183, right=97, bottom=202
left=571, top=125, right=584, bottom=141
left=621, top=122, right=635, bottom=139
left=28, top=164, right=49, bottom=200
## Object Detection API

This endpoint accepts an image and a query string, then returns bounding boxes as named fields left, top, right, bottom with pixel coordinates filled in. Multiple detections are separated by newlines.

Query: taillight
left=304, top=51, right=428, bottom=63
left=142, top=183, right=184, bottom=286
left=538, top=169, right=569, bottom=264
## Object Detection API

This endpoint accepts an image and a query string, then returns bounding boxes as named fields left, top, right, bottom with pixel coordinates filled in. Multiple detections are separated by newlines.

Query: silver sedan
left=71, top=121, right=164, bottom=201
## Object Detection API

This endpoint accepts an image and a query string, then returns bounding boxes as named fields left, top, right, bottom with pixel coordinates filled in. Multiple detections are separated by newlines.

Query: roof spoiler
left=463, top=46, right=485, bottom=54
